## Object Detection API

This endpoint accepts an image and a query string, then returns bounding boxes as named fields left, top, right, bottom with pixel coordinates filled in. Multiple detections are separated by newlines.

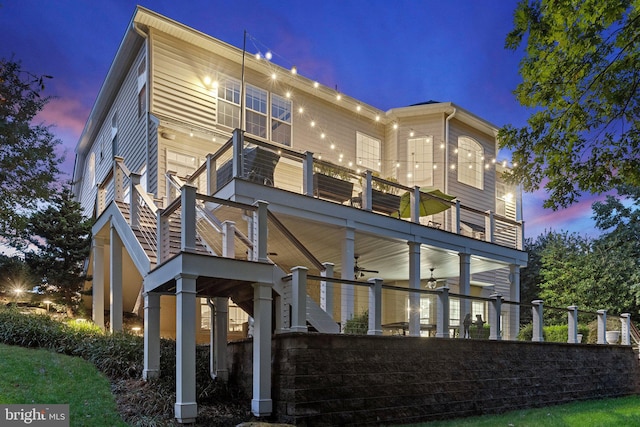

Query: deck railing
left=192, top=129, right=524, bottom=250
left=280, top=268, right=634, bottom=346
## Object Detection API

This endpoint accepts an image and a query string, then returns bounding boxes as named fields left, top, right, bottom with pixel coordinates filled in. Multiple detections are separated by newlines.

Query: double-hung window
left=407, top=136, right=433, bottom=185
left=457, top=136, right=483, bottom=189
left=245, top=84, right=267, bottom=138
left=356, top=132, right=381, bottom=172
left=271, top=94, right=292, bottom=146
left=218, top=76, right=241, bottom=129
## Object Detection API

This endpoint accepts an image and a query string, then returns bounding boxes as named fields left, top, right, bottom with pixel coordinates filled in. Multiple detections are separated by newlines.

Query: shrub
left=518, top=322, right=589, bottom=342
left=0, top=306, right=244, bottom=403
left=344, top=310, right=368, bottom=334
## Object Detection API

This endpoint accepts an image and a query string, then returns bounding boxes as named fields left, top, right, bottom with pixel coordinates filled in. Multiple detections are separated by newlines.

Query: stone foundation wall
left=228, top=333, right=640, bottom=425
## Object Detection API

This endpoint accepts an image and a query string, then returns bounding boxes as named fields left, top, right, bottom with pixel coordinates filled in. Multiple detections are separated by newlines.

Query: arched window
left=457, top=136, right=483, bottom=189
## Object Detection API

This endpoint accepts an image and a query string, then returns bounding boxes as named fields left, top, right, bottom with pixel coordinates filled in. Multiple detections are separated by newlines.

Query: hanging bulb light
left=426, top=268, right=437, bottom=289
left=265, top=51, right=273, bottom=60
left=291, top=66, right=297, bottom=75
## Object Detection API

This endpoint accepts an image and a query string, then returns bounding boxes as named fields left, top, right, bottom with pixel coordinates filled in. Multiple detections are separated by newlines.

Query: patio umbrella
left=391, top=187, right=455, bottom=218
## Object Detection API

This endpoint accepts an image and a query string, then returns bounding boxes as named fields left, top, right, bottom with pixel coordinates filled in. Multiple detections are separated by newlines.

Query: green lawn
left=401, top=395, right=640, bottom=426
left=0, top=343, right=128, bottom=427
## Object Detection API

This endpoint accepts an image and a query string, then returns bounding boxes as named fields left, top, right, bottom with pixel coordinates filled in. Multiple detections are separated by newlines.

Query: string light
left=243, top=32, right=519, bottom=172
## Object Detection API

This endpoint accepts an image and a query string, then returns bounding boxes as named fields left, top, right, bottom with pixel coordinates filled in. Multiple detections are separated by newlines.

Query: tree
left=0, top=254, right=34, bottom=299
left=0, top=58, right=62, bottom=244
left=24, top=186, right=92, bottom=315
left=499, top=0, right=640, bottom=209
left=533, top=229, right=640, bottom=323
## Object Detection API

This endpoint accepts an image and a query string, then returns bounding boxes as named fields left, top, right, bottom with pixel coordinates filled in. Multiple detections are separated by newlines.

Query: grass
left=401, top=395, right=640, bottom=426
left=0, top=343, right=127, bottom=427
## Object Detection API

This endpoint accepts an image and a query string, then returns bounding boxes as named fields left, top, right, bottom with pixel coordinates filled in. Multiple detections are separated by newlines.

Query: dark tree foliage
left=499, top=0, right=640, bottom=209
left=0, top=58, right=62, bottom=244
left=0, top=254, right=33, bottom=296
left=24, top=186, right=92, bottom=314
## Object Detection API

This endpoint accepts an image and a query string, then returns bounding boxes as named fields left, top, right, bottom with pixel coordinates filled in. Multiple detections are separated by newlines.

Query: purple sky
left=0, top=0, right=604, bottom=240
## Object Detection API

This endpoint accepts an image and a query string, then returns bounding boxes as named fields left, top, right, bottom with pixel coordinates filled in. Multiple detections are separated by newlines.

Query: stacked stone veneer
left=228, top=333, right=640, bottom=425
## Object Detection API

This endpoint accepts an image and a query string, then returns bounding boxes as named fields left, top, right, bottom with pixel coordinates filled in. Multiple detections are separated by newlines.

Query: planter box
left=313, top=173, right=354, bottom=203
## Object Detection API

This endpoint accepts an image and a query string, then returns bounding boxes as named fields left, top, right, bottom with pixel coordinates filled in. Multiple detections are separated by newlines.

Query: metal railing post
left=489, top=293, right=502, bottom=340
left=532, top=300, right=544, bottom=342
left=597, top=309, right=607, bottom=344
left=290, top=267, right=308, bottom=333
left=303, top=151, right=314, bottom=197
left=621, top=313, right=631, bottom=346
left=367, top=278, right=382, bottom=335
left=436, top=286, right=450, bottom=338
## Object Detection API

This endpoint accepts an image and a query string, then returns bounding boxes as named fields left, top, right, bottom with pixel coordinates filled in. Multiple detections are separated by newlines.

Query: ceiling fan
left=426, top=267, right=438, bottom=289
left=354, top=254, right=379, bottom=279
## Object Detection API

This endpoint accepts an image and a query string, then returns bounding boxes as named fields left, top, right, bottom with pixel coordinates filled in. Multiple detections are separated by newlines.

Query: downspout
left=444, top=108, right=457, bottom=229
left=207, top=298, right=217, bottom=380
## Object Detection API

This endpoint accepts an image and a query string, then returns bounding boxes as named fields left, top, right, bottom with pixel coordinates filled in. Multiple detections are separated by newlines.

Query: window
left=88, top=153, right=96, bottom=187
left=457, top=136, right=483, bottom=189
left=407, top=136, right=433, bottom=185
left=166, top=150, right=197, bottom=179
left=200, top=299, right=211, bottom=330
left=111, top=113, right=118, bottom=158
left=271, top=93, right=292, bottom=146
left=356, top=132, right=381, bottom=172
left=450, top=297, right=460, bottom=327
left=245, top=84, right=267, bottom=138
left=496, top=181, right=516, bottom=219
left=137, top=58, right=147, bottom=119
left=200, top=299, right=248, bottom=332
left=217, top=75, right=241, bottom=129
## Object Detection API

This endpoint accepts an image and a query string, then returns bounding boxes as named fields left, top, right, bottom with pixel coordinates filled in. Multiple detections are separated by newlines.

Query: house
left=71, top=6, right=527, bottom=423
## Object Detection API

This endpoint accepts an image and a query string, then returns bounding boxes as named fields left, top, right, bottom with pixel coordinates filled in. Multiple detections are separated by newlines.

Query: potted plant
left=313, top=161, right=355, bottom=203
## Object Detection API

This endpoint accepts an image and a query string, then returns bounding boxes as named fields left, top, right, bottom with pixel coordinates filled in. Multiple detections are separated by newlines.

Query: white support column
left=129, top=172, right=141, bottom=229
left=367, top=278, right=382, bottom=335
left=180, top=184, right=197, bottom=253
left=109, top=225, right=123, bottom=333
left=290, top=267, right=309, bottom=333
left=597, top=309, right=607, bottom=344
left=302, top=151, right=314, bottom=197
left=458, top=252, right=471, bottom=322
left=452, top=200, right=461, bottom=235
left=206, top=154, right=217, bottom=195
left=92, top=237, right=105, bottom=329
left=222, top=221, right=236, bottom=258
left=531, top=300, right=544, bottom=342
left=567, top=305, right=578, bottom=344
left=143, top=291, right=160, bottom=380
left=320, top=262, right=334, bottom=316
left=212, top=297, right=229, bottom=381
left=485, top=210, right=495, bottom=243
left=232, top=128, right=244, bottom=179
left=362, top=170, right=373, bottom=211
left=252, top=201, right=269, bottom=263
left=340, top=226, right=355, bottom=332
left=489, top=293, right=502, bottom=340
left=621, top=313, right=631, bottom=346
left=408, top=242, right=421, bottom=337
left=175, top=274, right=198, bottom=424
left=252, top=282, right=273, bottom=417
left=410, top=186, right=421, bottom=223
left=508, top=264, right=521, bottom=341
left=435, top=286, right=450, bottom=338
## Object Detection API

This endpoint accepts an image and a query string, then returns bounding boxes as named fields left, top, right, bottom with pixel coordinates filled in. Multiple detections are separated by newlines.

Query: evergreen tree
left=0, top=58, right=62, bottom=245
left=24, top=186, right=92, bottom=315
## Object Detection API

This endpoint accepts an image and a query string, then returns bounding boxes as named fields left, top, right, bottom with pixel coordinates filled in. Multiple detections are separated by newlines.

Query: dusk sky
left=0, top=0, right=607, bottom=240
